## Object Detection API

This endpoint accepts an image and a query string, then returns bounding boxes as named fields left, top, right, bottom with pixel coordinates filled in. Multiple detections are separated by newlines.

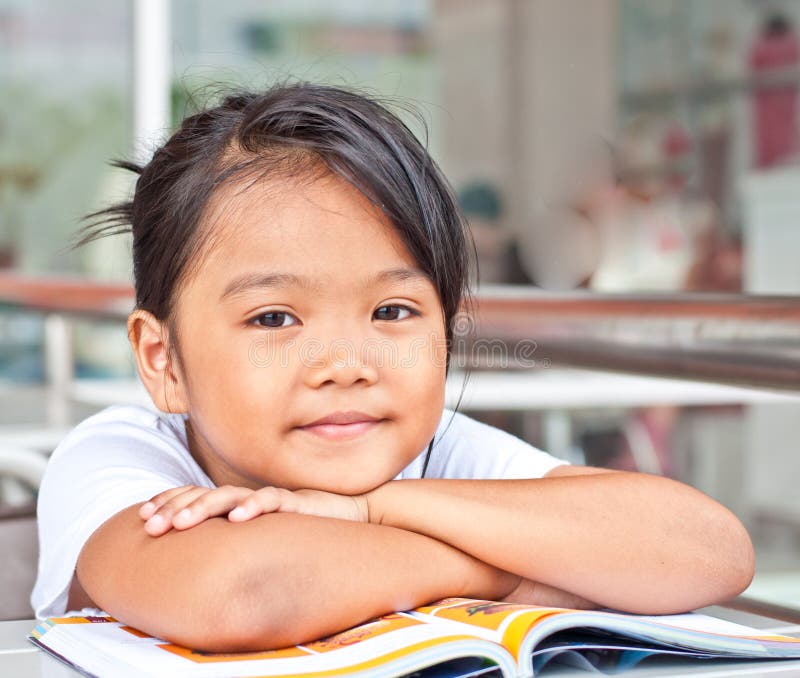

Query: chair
left=0, top=501, right=37, bottom=620
left=0, top=446, right=46, bottom=621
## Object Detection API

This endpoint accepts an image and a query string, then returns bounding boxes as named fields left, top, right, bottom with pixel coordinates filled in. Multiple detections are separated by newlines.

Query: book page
left=30, top=613, right=518, bottom=677
left=633, top=613, right=800, bottom=641
left=412, top=598, right=565, bottom=652
left=517, top=609, right=800, bottom=668
left=411, top=600, right=800, bottom=665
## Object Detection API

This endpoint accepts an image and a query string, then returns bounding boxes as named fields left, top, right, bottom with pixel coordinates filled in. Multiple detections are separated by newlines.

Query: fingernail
left=176, top=509, right=191, bottom=523
left=146, top=514, right=165, bottom=530
left=229, top=506, right=247, bottom=520
left=140, top=502, right=154, bottom=516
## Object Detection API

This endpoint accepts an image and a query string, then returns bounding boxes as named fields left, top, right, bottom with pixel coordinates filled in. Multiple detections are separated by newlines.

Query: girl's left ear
left=127, top=309, right=190, bottom=414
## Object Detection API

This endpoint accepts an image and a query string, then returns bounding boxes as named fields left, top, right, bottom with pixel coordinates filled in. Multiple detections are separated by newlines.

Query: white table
left=0, top=619, right=72, bottom=677
left=6, top=606, right=800, bottom=677
left=445, top=368, right=800, bottom=465
left=445, top=369, right=800, bottom=412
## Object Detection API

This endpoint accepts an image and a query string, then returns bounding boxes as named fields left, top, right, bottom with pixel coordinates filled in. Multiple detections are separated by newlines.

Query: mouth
left=298, top=420, right=384, bottom=441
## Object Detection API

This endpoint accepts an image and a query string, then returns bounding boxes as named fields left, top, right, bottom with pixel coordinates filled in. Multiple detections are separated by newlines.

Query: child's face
left=170, top=171, right=448, bottom=495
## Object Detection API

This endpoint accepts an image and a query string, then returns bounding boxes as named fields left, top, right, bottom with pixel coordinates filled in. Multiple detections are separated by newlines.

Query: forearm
left=367, top=473, right=755, bottom=614
left=500, top=577, right=599, bottom=610
left=78, top=505, right=517, bottom=651
left=230, top=513, right=521, bottom=649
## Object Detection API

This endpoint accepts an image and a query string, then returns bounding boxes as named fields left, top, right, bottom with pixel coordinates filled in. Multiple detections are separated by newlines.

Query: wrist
left=350, top=494, right=369, bottom=523
left=465, top=561, right=521, bottom=601
left=364, top=481, right=393, bottom=525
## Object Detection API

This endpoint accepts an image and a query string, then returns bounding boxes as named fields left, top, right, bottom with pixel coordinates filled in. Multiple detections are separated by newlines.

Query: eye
left=250, top=311, right=299, bottom=328
left=373, top=305, right=418, bottom=321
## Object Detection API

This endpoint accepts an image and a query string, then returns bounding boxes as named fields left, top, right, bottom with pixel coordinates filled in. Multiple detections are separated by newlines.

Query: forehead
left=186, top=171, right=429, bottom=297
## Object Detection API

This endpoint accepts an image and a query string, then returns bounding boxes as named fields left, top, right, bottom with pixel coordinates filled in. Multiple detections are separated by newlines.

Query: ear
left=127, top=309, right=189, bottom=413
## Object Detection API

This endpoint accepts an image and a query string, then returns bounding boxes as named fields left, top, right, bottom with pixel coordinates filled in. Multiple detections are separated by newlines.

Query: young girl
left=32, top=83, right=754, bottom=653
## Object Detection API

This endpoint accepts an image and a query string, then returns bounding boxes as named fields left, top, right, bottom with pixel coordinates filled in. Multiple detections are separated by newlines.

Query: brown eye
left=374, top=305, right=415, bottom=321
left=252, top=311, right=298, bottom=328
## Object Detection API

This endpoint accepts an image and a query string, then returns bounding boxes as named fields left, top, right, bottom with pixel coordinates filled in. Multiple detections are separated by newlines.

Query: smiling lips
left=298, top=411, right=384, bottom=441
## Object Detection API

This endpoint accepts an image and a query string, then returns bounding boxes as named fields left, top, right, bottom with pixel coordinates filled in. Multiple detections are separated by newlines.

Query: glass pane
left=0, top=0, right=131, bottom=276
left=171, top=1, right=438, bottom=148
left=617, top=0, right=800, bottom=295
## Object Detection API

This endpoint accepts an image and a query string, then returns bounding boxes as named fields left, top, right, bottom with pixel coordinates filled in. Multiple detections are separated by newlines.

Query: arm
left=365, top=465, right=755, bottom=614
left=76, top=504, right=519, bottom=652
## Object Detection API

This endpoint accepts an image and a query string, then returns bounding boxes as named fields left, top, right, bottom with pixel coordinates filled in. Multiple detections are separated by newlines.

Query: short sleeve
left=408, top=409, right=569, bottom=480
left=31, top=405, right=213, bottom=619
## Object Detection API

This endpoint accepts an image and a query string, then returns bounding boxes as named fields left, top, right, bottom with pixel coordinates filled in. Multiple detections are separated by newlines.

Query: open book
left=29, top=597, right=800, bottom=677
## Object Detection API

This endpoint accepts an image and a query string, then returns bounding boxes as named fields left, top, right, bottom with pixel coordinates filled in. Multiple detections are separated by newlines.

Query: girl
left=32, top=83, right=754, bottom=653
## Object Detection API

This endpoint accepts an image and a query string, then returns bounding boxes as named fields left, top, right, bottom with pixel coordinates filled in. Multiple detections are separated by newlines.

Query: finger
left=228, top=486, right=287, bottom=521
left=144, top=486, right=210, bottom=536
left=139, top=485, right=198, bottom=519
left=172, top=486, right=255, bottom=530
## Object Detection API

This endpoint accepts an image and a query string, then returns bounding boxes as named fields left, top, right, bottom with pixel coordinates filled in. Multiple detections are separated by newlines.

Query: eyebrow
left=220, top=267, right=429, bottom=301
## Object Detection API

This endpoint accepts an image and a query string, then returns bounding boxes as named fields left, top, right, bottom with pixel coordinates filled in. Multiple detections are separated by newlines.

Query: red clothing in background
left=750, top=24, right=800, bottom=168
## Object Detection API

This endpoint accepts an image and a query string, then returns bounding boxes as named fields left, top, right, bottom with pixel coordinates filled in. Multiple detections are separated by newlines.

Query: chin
left=331, top=479, right=386, bottom=496
left=315, top=471, right=394, bottom=496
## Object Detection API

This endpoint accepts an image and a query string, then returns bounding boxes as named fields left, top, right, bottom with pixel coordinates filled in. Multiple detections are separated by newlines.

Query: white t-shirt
left=31, top=404, right=567, bottom=619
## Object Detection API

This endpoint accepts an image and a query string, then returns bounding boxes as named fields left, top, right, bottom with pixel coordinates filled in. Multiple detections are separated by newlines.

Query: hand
left=139, top=484, right=369, bottom=536
left=499, top=577, right=598, bottom=610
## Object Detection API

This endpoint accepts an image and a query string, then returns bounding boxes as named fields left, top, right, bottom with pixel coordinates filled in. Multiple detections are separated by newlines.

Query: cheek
left=389, top=333, right=448, bottom=436
left=183, top=329, right=293, bottom=423
left=394, top=331, right=448, bottom=384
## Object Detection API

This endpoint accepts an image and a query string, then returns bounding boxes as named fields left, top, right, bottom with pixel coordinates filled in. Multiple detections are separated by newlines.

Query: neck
left=184, top=419, right=261, bottom=489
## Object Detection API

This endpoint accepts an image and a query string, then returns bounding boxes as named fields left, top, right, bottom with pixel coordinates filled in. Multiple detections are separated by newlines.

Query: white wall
left=434, top=0, right=618, bottom=288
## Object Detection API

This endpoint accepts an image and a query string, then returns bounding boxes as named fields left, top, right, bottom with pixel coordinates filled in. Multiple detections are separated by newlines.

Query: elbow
left=205, top=587, right=301, bottom=652
left=169, top=553, right=298, bottom=653
left=706, top=507, right=755, bottom=603
left=726, top=518, right=756, bottom=598
left=627, top=515, right=754, bottom=616
left=180, top=615, right=287, bottom=654
left=92, top=548, right=295, bottom=653
left=645, top=503, right=755, bottom=615
left=77, top=508, right=309, bottom=653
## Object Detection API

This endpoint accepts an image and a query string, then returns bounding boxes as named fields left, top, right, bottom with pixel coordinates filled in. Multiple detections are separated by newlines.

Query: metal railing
left=3, top=275, right=800, bottom=412
left=471, top=287, right=800, bottom=390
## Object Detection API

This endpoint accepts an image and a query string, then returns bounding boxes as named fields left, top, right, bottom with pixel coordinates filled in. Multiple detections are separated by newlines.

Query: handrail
left=469, top=287, right=800, bottom=390
left=2, top=273, right=800, bottom=390
left=4, top=273, right=800, bottom=321
left=474, top=286, right=800, bottom=319
left=0, top=272, right=133, bottom=321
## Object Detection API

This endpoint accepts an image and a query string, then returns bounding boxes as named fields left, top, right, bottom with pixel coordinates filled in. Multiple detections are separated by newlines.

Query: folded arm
left=75, top=504, right=519, bottom=652
left=137, top=465, right=753, bottom=616
left=366, top=466, right=755, bottom=614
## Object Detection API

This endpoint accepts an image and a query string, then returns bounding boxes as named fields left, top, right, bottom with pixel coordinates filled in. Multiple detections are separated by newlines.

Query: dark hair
left=78, top=82, right=477, bottom=364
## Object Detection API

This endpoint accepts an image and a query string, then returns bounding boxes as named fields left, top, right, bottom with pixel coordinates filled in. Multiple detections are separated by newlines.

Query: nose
left=302, top=335, right=379, bottom=389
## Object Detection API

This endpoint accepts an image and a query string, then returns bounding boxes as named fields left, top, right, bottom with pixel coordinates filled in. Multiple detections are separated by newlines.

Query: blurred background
left=3, top=0, right=800, bottom=617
